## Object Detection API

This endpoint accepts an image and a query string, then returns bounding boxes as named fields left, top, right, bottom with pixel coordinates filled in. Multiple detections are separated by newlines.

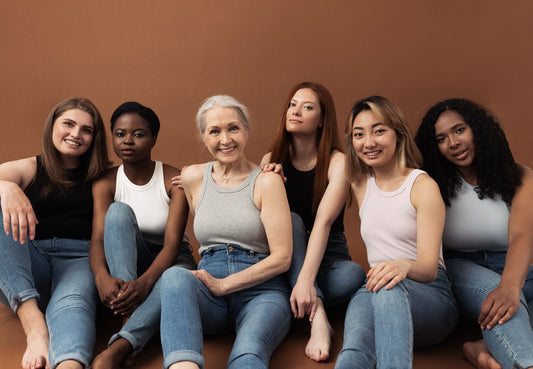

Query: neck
left=372, top=160, right=410, bottom=189
left=458, top=166, right=477, bottom=186
left=123, top=159, right=155, bottom=185
left=60, top=155, right=81, bottom=169
left=290, top=133, right=318, bottom=170
left=214, top=156, right=250, bottom=177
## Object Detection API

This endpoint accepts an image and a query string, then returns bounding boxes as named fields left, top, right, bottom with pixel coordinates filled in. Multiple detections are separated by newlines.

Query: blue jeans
left=103, top=202, right=196, bottom=350
left=335, top=268, right=458, bottom=369
left=160, top=244, right=292, bottom=369
left=445, top=250, right=533, bottom=369
left=0, top=209, right=97, bottom=369
left=288, top=213, right=366, bottom=305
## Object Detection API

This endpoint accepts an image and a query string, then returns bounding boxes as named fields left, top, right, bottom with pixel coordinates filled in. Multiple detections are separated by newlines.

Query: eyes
left=113, top=130, right=147, bottom=138
left=207, top=124, right=241, bottom=135
left=288, top=101, right=315, bottom=111
left=436, top=126, right=466, bottom=144
left=352, top=127, right=387, bottom=138
left=62, top=121, right=94, bottom=135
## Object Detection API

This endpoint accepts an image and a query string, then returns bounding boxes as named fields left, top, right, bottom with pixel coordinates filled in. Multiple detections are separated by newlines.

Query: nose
left=291, top=105, right=301, bottom=116
left=123, top=133, right=134, bottom=145
left=364, top=134, right=375, bottom=148
left=448, top=135, right=459, bottom=148
left=220, top=130, right=231, bottom=144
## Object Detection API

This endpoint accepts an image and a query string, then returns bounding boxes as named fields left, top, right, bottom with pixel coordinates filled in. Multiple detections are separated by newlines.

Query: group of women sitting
left=0, top=82, right=531, bottom=369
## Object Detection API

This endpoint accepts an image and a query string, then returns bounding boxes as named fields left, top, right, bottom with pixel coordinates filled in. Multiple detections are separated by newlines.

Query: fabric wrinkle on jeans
left=445, top=250, right=533, bottom=369
left=160, top=244, right=291, bottom=369
left=288, top=212, right=366, bottom=306
left=335, top=268, right=458, bottom=369
left=0, top=207, right=97, bottom=369
left=104, top=202, right=197, bottom=351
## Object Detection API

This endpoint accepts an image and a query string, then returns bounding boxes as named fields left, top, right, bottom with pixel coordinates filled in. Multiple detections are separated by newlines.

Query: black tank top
left=24, top=156, right=93, bottom=240
left=283, top=158, right=345, bottom=234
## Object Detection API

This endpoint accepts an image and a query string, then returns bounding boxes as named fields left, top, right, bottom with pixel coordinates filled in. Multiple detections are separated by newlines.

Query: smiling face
left=203, top=106, right=248, bottom=164
left=285, top=88, right=322, bottom=136
left=112, top=113, right=156, bottom=164
left=351, top=109, right=398, bottom=170
left=434, top=110, right=475, bottom=174
left=51, top=108, right=95, bottom=167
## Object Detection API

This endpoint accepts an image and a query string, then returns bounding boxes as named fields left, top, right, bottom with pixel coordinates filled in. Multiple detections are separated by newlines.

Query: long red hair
left=269, top=82, right=342, bottom=213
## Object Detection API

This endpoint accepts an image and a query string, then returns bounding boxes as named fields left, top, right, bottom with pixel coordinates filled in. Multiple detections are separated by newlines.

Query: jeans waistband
left=444, top=249, right=507, bottom=261
left=200, top=244, right=265, bottom=258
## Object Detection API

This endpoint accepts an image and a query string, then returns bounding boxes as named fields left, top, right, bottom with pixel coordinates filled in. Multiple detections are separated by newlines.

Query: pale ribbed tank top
left=194, top=162, right=269, bottom=255
left=443, top=176, right=509, bottom=253
left=114, top=161, right=170, bottom=246
left=359, top=169, right=445, bottom=269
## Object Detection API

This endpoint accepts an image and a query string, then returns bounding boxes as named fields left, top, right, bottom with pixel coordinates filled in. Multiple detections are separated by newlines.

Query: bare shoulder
left=255, top=170, right=284, bottom=191
left=411, top=172, right=443, bottom=208
left=162, top=162, right=179, bottom=180
left=0, top=156, right=38, bottom=188
left=181, top=163, right=207, bottom=186
left=328, top=150, right=347, bottom=176
left=519, top=164, right=533, bottom=185
left=93, top=166, right=118, bottom=190
left=350, top=177, right=367, bottom=207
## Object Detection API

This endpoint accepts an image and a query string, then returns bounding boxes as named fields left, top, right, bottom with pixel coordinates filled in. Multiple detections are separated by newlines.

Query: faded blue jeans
left=335, top=268, right=458, bottom=369
left=160, top=244, right=292, bottom=369
left=445, top=250, right=533, bottom=369
left=288, top=213, right=366, bottom=305
left=103, top=202, right=196, bottom=351
left=0, top=209, right=97, bottom=369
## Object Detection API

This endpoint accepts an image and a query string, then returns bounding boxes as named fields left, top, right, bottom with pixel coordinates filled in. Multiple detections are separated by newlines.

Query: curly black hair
left=415, top=98, right=523, bottom=207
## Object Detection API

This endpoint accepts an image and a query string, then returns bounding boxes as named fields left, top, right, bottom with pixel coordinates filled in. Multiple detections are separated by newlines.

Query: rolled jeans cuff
left=164, top=350, right=205, bottom=369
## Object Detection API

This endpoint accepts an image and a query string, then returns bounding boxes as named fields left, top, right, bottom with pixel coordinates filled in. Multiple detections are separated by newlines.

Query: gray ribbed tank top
left=194, top=162, right=269, bottom=255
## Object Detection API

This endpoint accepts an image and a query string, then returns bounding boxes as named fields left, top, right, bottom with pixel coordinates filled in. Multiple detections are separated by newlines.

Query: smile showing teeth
left=365, top=150, right=381, bottom=157
left=65, top=139, right=80, bottom=146
left=220, top=147, right=235, bottom=154
left=453, top=149, right=468, bottom=160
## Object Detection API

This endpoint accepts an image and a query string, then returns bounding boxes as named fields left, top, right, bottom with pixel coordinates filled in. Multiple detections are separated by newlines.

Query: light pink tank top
left=359, top=169, right=445, bottom=269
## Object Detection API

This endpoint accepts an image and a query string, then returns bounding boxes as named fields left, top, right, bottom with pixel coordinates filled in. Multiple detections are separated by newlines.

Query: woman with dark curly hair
left=416, top=98, right=533, bottom=369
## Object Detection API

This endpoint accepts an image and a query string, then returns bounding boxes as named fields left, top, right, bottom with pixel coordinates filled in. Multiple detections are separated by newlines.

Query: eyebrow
left=353, top=122, right=384, bottom=131
left=291, top=99, right=317, bottom=105
left=435, top=123, right=465, bottom=135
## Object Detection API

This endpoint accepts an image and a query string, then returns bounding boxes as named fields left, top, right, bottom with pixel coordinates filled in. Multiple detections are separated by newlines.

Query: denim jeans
left=445, top=250, right=533, bottom=369
left=287, top=213, right=366, bottom=305
left=0, top=209, right=97, bottom=369
left=160, top=244, right=292, bottom=369
left=103, top=202, right=196, bottom=350
left=335, top=268, right=458, bottom=369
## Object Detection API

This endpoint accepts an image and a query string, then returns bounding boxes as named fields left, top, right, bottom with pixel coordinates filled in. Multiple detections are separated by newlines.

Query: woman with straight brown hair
left=261, top=82, right=365, bottom=362
left=0, top=97, right=109, bottom=369
left=335, top=95, right=457, bottom=369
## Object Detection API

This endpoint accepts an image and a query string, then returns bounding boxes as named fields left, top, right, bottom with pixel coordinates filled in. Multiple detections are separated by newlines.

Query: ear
left=152, top=135, right=158, bottom=147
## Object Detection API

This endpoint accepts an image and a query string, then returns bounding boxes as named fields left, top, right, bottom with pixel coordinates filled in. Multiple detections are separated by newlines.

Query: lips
left=121, top=149, right=135, bottom=156
left=452, top=149, right=468, bottom=160
left=364, top=150, right=381, bottom=159
left=219, top=146, right=235, bottom=154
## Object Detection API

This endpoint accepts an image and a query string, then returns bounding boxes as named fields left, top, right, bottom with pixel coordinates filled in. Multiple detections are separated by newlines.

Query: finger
left=3, top=210, right=11, bottom=235
left=478, top=299, right=494, bottom=327
left=296, top=301, right=306, bottom=319
left=484, top=306, right=505, bottom=330
left=290, top=295, right=298, bottom=317
left=18, top=213, right=29, bottom=244
left=10, top=212, right=20, bottom=242
left=498, top=306, right=516, bottom=325
left=27, top=213, right=38, bottom=240
left=309, top=302, right=318, bottom=322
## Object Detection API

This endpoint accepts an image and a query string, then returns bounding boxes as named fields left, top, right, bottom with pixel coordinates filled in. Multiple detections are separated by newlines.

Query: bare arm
left=290, top=152, right=350, bottom=318
left=89, top=168, right=123, bottom=307
left=0, top=157, right=38, bottom=243
left=366, top=173, right=444, bottom=291
left=193, top=171, right=293, bottom=295
left=478, top=165, right=533, bottom=329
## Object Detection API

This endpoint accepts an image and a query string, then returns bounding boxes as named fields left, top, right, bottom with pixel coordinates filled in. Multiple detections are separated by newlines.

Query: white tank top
left=359, top=169, right=445, bottom=269
left=114, top=161, right=170, bottom=246
left=443, top=177, right=509, bottom=252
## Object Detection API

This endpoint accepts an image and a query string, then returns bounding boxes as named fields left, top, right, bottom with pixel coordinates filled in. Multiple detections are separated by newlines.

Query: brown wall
left=1, top=0, right=532, bottom=267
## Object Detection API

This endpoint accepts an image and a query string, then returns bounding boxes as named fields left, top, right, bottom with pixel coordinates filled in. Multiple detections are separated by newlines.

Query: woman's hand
left=0, top=181, right=38, bottom=244
left=109, top=278, right=153, bottom=316
left=260, top=162, right=286, bottom=182
left=192, top=269, right=227, bottom=296
left=366, top=259, right=410, bottom=292
left=290, top=280, right=318, bottom=320
left=170, top=175, right=184, bottom=190
left=478, top=284, right=521, bottom=329
left=95, top=274, right=124, bottom=308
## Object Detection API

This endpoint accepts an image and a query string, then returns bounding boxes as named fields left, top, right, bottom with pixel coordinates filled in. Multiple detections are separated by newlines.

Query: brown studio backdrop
left=1, top=0, right=532, bottom=266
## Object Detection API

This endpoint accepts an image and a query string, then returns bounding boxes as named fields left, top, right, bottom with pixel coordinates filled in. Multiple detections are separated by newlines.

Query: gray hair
left=196, top=95, right=250, bottom=133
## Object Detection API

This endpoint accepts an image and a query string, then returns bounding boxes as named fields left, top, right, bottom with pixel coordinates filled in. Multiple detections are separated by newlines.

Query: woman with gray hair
left=160, top=95, right=293, bottom=369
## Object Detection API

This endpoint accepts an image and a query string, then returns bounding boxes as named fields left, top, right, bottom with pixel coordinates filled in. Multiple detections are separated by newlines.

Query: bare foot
left=17, top=299, right=50, bottom=369
left=305, top=300, right=333, bottom=362
left=22, top=332, right=49, bottom=369
left=463, top=340, right=502, bottom=369
left=92, top=338, right=133, bottom=369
